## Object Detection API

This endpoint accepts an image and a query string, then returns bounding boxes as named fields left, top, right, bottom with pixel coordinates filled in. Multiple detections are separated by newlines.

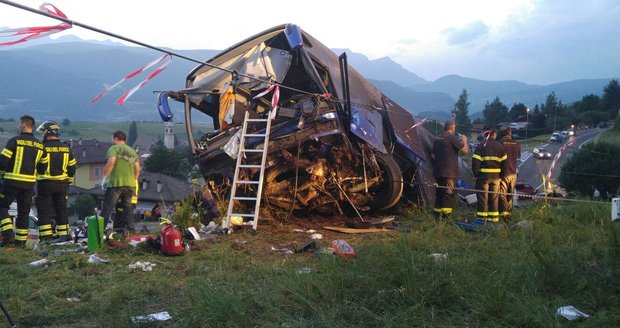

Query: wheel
left=368, top=153, right=404, bottom=210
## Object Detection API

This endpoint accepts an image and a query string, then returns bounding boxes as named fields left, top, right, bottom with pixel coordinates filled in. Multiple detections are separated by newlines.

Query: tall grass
left=0, top=201, right=618, bottom=327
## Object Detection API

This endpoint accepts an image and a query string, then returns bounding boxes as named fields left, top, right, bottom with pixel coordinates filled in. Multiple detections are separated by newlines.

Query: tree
left=482, top=97, right=508, bottom=127
left=574, top=94, right=602, bottom=113
left=541, top=92, right=566, bottom=131
left=143, top=146, right=191, bottom=179
left=71, top=194, right=97, bottom=219
left=508, top=103, right=528, bottom=122
left=62, top=118, right=71, bottom=126
left=601, top=79, right=620, bottom=117
left=559, top=142, right=620, bottom=196
left=128, top=121, right=138, bottom=146
left=452, top=89, right=472, bottom=135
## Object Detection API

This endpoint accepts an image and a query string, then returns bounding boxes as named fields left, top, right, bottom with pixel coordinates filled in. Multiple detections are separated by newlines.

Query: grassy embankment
left=0, top=125, right=618, bottom=327
left=0, top=203, right=618, bottom=327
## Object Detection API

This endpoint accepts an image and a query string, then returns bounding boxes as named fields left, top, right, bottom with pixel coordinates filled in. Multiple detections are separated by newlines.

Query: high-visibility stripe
left=476, top=212, right=488, bottom=217
left=434, top=207, right=453, bottom=214
left=4, top=172, right=37, bottom=182
left=500, top=211, right=511, bottom=216
left=482, top=156, right=503, bottom=161
left=480, top=168, right=501, bottom=173
left=1, top=148, right=12, bottom=158
left=488, top=211, right=499, bottom=216
left=472, top=154, right=482, bottom=160
left=0, top=218, right=13, bottom=231
left=39, top=224, right=52, bottom=230
left=14, top=146, right=24, bottom=176
left=62, top=153, right=68, bottom=175
left=39, top=229, right=53, bottom=236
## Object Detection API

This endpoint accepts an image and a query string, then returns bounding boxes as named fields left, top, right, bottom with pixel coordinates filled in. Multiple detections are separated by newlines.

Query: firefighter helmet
left=36, top=120, right=61, bottom=137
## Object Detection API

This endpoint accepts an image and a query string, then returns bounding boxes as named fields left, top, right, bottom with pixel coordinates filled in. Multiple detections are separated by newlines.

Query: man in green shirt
left=100, top=131, right=140, bottom=236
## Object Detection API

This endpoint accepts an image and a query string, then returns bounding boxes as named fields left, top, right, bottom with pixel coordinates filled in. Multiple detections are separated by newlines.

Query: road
left=517, top=128, right=603, bottom=193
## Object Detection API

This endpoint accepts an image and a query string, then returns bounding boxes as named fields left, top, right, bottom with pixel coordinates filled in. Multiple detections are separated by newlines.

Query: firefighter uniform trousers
left=35, top=180, right=70, bottom=239
left=36, top=139, right=76, bottom=240
left=0, top=182, right=35, bottom=242
left=499, top=137, right=521, bottom=220
left=434, top=177, right=456, bottom=218
left=472, top=140, right=506, bottom=222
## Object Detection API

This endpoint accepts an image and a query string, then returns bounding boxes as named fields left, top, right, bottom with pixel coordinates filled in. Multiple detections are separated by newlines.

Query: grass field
left=0, top=120, right=213, bottom=143
left=0, top=201, right=618, bottom=327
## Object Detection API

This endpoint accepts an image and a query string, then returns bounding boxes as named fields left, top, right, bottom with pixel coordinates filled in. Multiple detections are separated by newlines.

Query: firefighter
left=498, top=126, right=521, bottom=221
left=35, top=120, right=76, bottom=241
left=472, top=129, right=507, bottom=222
left=431, top=121, right=468, bottom=219
left=0, top=115, right=48, bottom=247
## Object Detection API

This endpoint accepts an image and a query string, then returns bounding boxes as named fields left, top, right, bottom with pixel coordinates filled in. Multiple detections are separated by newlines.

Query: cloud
left=442, top=21, right=489, bottom=45
left=402, top=0, right=620, bottom=84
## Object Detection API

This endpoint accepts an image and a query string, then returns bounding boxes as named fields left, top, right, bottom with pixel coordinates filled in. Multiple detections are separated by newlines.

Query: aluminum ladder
left=223, top=111, right=272, bottom=232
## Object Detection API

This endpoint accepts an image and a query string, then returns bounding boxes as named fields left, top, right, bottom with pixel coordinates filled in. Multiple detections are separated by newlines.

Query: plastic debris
left=309, top=233, right=323, bottom=240
left=186, top=226, right=201, bottom=240
left=332, top=239, right=355, bottom=258
left=270, top=246, right=294, bottom=254
left=430, top=253, right=448, bottom=263
left=66, top=298, right=80, bottom=302
left=131, top=311, right=172, bottom=323
left=54, top=246, right=86, bottom=256
left=295, top=267, right=312, bottom=274
left=29, top=258, right=52, bottom=267
left=87, top=254, right=110, bottom=263
left=295, top=240, right=320, bottom=253
left=556, top=306, right=590, bottom=320
left=128, top=261, right=157, bottom=272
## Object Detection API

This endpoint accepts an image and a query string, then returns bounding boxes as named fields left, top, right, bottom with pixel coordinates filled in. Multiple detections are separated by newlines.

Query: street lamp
left=525, top=107, right=530, bottom=140
left=553, top=106, right=557, bottom=132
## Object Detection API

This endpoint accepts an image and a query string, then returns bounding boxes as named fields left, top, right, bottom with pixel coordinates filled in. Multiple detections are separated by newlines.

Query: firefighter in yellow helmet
left=35, top=120, right=76, bottom=241
left=0, top=115, right=48, bottom=247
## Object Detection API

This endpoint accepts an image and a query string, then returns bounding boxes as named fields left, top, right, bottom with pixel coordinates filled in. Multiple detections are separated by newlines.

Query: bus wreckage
left=158, top=24, right=472, bottom=216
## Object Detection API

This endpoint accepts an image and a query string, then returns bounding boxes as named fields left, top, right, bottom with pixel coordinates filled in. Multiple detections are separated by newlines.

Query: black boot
left=0, top=230, right=15, bottom=247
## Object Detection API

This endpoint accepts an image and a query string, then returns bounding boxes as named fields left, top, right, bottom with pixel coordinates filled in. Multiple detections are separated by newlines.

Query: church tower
left=164, top=121, right=174, bottom=149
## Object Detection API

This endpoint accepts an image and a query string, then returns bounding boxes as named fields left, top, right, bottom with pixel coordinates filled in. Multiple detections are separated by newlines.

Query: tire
left=368, top=153, right=404, bottom=210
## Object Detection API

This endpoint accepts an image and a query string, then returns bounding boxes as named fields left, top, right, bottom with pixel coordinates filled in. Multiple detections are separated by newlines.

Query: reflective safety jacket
left=37, top=139, right=76, bottom=182
left=0, top=132, right=47, bottom=185
left=472, top=139, right=507, bottom=179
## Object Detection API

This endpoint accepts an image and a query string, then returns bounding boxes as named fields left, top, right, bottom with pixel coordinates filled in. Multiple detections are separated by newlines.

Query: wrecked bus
left=158, top=24, right=469, bottom=215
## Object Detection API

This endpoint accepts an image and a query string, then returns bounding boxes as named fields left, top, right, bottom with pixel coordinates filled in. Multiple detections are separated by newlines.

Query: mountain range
left=0, top=37, right=616, bottom=122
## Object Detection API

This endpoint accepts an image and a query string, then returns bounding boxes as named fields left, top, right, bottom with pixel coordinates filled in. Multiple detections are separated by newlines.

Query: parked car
left=515, top=182, right=537, bottom=200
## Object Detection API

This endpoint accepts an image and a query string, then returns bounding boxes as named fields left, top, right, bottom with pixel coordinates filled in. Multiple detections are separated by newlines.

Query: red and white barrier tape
left=547, top=139, right=575, bottom=181
left=253, top=84, right=280, bottom=119
left=0, top=3, right=72, bottom=46
left=405, top=118, right=427, bottom=134
left=92, top=53, right=172, bottom=105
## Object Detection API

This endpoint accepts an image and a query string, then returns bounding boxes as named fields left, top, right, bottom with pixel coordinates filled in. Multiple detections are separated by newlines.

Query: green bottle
left=87, top=214, right=104, bottom=252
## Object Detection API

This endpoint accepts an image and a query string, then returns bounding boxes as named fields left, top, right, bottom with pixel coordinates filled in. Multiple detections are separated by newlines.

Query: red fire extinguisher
left=160, top=223, right=184, bottom=256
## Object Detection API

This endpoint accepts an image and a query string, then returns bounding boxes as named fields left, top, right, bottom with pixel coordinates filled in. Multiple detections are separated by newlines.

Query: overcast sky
left=1, top=0, right=619, bottom=85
